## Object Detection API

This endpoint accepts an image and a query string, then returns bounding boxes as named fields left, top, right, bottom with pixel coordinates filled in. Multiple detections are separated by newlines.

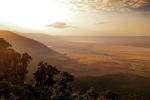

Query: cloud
left=61, top=0, right=150, bottom=12
left=96, top=21, right=110, bottom=25
left=133, top=2, right=150, bottom=12
left=47, top=22, right=70, bottom=29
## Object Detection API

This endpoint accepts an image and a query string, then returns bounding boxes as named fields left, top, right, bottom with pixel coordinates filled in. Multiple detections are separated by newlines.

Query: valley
left=22, top=33, right=150, bottom=77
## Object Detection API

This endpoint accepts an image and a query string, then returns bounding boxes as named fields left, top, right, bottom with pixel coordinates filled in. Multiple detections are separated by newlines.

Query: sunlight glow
left=0, top=0, right=70, bottom=29
left=0, top=0, right=150, bottom=36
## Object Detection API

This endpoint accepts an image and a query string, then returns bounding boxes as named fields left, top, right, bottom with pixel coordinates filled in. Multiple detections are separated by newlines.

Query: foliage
left=0, top=38, right=32, bottom=84
left=0, top=38, right=143, bottom=100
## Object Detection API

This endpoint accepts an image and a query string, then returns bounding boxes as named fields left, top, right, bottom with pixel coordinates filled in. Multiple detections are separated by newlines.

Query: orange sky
left=0, top=0, right=150, bottom=36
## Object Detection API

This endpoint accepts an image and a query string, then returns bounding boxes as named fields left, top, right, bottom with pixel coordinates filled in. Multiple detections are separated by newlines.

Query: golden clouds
left=61, top=0, right=150, bottom=11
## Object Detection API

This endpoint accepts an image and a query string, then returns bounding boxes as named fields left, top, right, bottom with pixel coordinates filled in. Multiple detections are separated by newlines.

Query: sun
left=0, top=0, right=70, bottom=29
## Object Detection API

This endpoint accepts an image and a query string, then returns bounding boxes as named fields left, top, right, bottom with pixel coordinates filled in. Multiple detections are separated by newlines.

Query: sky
left=0, top=0, right=150, bottom=36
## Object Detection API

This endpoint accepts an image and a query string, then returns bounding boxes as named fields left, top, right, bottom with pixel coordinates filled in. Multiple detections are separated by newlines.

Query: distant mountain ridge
left=20, top=33, right=150, bottom=49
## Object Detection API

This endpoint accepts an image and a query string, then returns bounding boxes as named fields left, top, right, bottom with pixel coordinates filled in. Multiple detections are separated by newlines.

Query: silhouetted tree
left=0, top=38, right=11, bottom=48
left=33, top=62, right=74, bottom=100
left=83, top=87, right=99, bottom=100
left=104, top=91, right=118, bottom=100
left=0, top=38, right=32, bottom=99
left=0, top=38, right=32, bottom=84
left=34, top=62, right=60, bottom=87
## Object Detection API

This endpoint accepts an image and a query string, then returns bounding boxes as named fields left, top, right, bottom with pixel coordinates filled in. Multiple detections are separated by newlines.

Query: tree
left=104, top=91, right=118, bottom=100
left=0, top=38, right=11, bottom=48
left=83, top=87, right=99, bottom=100
left=33, top=62, right=74, bottom=100
left=0, top=38, right=32, bottom=84
left=33, top=62, right=60, bottom=87
left=0, top=38, right=32, bottom=99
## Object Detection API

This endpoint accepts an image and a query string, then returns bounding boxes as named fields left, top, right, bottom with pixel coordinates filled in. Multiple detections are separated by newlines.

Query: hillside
left=73, top=73, right=150, bottom=100
left=0, top=30, right=92, bottom=77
